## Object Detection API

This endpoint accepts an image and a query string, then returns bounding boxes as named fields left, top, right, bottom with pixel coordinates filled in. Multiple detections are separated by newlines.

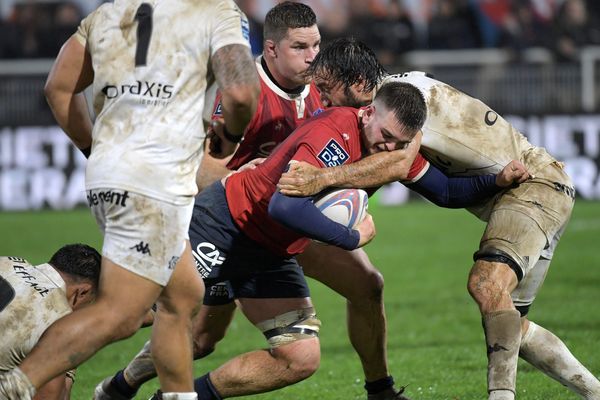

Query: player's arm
left=211, top=44, right=260, bottom=154
left=278, top=131, right=422, bottom=196
left=196, top=133, right=235, bottom=191
left=406, top=159, right=530, bottom=208
left=44, top=36, right=94, bottom=157
left=269, top=189, right=375, bottom=248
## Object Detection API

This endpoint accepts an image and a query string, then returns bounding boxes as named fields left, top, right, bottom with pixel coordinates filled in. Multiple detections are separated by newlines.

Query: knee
left=272, top=338, right=321, bottom=383
left=192, top=334, right=220, bottom=360
left=467, top=260, right=515, bottom=314
left=157, top=289, right=204, bottom=320
left=350, top=264, right=385, bottom=304
left=95, top=302, right=148, bottom=341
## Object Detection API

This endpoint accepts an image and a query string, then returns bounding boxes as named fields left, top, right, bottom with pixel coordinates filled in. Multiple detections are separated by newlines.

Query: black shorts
left=189, top=182, right=310, bottom=305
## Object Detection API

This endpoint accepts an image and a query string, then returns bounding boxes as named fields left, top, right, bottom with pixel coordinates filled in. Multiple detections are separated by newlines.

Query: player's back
left=387, top=72, right=555, bottom=177
left=80, top=0, right=249, bottom=203
left=0, top=257, right=70, bottom=371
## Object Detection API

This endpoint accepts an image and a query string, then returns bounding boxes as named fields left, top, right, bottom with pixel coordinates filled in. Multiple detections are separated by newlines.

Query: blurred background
left=1, top=0, right=600, bottom=210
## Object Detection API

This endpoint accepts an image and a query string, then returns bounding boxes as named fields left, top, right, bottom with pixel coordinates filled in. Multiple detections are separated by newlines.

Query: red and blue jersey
left=225, top=107, right=363, bottom=256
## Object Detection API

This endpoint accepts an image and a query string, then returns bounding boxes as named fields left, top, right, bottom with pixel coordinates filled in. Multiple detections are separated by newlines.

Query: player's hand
left=355, top=213, right=376, bottom=248
left=496, top=160, right=531, bottom=187
left=208, top=119, right=238, bottom=159
left=278, top=161, right=326, bottom=196
left=238, top=157, right=266, bottom=172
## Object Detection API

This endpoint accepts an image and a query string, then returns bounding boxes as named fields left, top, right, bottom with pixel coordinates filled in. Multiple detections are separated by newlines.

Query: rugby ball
left=313, top=189, right=368, bottom=229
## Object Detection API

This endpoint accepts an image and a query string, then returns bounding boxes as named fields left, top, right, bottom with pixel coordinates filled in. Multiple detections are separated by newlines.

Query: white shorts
left=88, top=189, right=193, bottom=286
left=477, top=162, right=574, bottom=306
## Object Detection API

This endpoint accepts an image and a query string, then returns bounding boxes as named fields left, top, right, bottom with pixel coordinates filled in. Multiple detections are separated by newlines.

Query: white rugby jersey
left=381, top=72, right=555, bottom=179
left=0, top=257, right=71, bottom=372
left=75, top=0, right=250, bottom=204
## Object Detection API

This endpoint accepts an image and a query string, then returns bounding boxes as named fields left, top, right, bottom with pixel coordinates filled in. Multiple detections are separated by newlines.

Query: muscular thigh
left=298, top=243, right=381, bottom=301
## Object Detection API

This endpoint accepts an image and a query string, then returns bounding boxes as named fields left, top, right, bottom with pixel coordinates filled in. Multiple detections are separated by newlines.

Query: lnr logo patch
left=318, top=139, right=349, bottom=167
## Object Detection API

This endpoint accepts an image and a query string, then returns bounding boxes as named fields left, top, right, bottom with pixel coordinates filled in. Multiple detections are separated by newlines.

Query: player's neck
left=261, top=57, right=304, bottom=95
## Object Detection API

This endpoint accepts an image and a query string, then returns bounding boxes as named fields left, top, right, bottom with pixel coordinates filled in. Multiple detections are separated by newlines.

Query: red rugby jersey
left=225, top=107, right=363, bottom=257
left=211, top=56, right=324, bottom=170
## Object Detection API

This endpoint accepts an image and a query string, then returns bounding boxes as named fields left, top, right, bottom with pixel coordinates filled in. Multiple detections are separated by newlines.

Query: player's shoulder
left=306, top=107, right=358, bottom=130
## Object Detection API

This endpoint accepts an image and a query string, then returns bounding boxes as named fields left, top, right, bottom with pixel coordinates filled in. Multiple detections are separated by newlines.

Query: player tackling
left=278, top=37, right=600, bottom=400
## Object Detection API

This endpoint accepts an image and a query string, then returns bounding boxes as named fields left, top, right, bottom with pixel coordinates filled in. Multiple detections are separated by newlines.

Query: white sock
left=484, top=310, right=521, bottom=394
left=489, top=389, right=515, bottom=400
left=161, top=392, right=197, bottom=400
left=520, top=321, right=600, bottom=399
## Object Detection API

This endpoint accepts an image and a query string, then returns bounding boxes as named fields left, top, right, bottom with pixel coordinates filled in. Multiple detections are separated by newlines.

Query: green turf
left=1, top=200, right=599, bottom=399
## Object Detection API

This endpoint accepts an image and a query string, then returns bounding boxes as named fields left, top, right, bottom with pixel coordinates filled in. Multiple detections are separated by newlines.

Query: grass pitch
left=1, top=200, right=599, bottom=400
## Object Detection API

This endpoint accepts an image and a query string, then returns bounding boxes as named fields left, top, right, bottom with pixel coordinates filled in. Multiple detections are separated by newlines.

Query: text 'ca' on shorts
left=189, top=182, right=310, bottom=305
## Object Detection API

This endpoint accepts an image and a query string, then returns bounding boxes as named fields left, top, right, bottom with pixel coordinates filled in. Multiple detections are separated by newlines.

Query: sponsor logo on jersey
left=485, top=110, right=498, bottom=126
left=12, top=264, right=50, bottom=297
left=101, top=80, right=174, bottom=105
left=312, top=108, right=324, bottom=116
left=192, top=242, right=225, bottom=278
left=130, top=241, right=152, bottom=256
left=87, top=189, right=130, bottom=207
left=318, top=139, right=349, bottom=167
left=241, top=16, right=250, bottom=42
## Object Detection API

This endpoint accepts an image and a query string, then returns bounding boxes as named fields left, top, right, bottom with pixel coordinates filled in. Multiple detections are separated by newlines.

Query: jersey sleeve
left=73, top=9, right=95, bottom=47
left=211, top=0, right=251, bottom=55
left=402, top=152, right=430, bottom=183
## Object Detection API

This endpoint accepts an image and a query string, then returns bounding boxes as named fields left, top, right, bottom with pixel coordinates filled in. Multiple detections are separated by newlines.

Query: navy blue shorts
left=189, top=182, right=310, bottom=305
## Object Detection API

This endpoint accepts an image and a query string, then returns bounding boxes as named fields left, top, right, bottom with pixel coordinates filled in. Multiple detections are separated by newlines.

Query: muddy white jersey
left=381, top=71, right=555, bottom=179
left=0, top=257, right=70, bottom=372
left=75, top=0, right=250, bottom=204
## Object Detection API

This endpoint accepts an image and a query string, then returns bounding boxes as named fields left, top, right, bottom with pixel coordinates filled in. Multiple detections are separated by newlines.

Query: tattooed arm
left=211, top=43, right=260, bottom=156
left=278, top=131, right=422, bottom=196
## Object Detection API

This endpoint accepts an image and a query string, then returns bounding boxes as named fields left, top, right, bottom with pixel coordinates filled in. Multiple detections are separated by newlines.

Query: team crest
left=318, top=139, right=349, bottom=167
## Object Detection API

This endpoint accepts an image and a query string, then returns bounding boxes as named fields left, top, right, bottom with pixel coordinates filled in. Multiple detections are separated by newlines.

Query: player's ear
left=264, top=39, right=277, bottom=58
left=70, top=283, right=94, bottom=310
left=361, top=105, right=375, bottom=126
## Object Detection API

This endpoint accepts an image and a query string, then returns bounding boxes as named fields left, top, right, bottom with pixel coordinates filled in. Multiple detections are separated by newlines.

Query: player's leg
left=468, top=257, right=521, bottom=400
left=152, top=241, right=204, bottom=394
left=94, top=292, right=237, bottom=400
left=468, top=164, right=577, bottom=400
left=198, top=297, right=321, bottom=398
left=298, top=244, right=406, bottom=400
left=514, top=246, right=600, bottom=399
